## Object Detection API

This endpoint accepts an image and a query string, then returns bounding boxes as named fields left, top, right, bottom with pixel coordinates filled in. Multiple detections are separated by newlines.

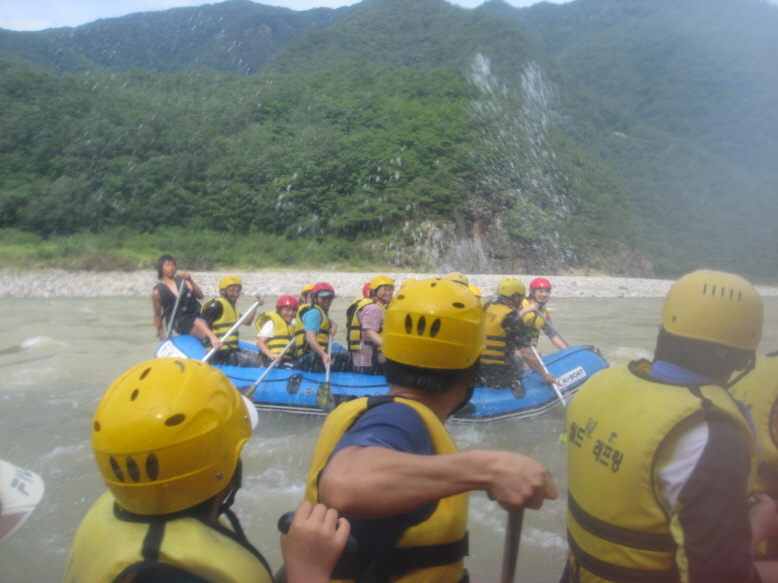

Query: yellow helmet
left=219, top=276, right=242, bottom=291
left=497, top=277, right=526, bottom=298
left=443, top=272, right=469, bottom=286
left=383, top=278, right=485, bottom=369
left=370, top=275, right=394, bottom=291
left=301, top=284, right=314, bottom=293
left=92, top=359, right=254, bottom=515
left=662, top=270, right=763, bottom=351
left=468, top=284, right=481, bottom=297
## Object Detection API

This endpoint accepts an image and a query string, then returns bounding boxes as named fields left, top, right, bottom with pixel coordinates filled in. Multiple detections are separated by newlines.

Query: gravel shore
left=1, top=269, right=776, bottom=298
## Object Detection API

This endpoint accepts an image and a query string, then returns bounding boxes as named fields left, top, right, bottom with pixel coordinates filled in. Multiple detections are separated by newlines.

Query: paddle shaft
left=164, top=278, right=186, bottom=340
left=500, top=509, right=524, bottom=583
left=251, top=338, right=296, bottom=388
left=203, top=298, right=263, bottom=363
left=530, top=345, right=566, bottom=407
left=534, top=311, right=569, bottom=347
left=324, top=334, right=333, bottom=384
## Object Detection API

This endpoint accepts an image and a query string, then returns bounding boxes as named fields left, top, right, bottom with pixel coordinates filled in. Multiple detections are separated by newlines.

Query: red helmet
left=530, top=277, right=552, bottom=290
left=362, top=282, right=371, bottom=297
left=277, top=295, right=299, bottom=309
left=311, top=282, right=335, bottom=297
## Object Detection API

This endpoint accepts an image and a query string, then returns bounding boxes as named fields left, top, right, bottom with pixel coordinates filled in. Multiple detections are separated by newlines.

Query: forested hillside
left=1, top=0, right=775, bottom=277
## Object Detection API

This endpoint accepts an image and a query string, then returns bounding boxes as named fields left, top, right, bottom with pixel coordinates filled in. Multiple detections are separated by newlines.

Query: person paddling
left=346, top=275, right=394, bottom=376
left=303, top=278, right=557, bottom=583
left=480, top=277, right=555, bottom=391
left=200, top=276, right=263, bottom=367
left=294, top=282, right=351, bottom=373
left=151, top=254, right=222, bottom=349
left=256, top=295, right=299, bottom=367
left=521, top=277, right=568, bottom=351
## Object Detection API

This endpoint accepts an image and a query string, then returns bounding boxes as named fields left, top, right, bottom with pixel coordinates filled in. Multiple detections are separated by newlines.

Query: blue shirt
left=330, top=401, right=436, bottom=567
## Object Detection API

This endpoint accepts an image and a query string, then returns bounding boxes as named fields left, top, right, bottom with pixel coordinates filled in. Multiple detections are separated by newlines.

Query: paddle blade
left=316, top=383, right=335, bottom=412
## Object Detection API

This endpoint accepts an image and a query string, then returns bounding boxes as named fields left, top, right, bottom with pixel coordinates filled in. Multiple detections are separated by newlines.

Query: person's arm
left=519, top=347, right=555, bottom=383
left=360, top=304, right=384, bottom=346
left=179, top=271, right=204, bottom=300
left=281, top=501, right=351, bottom=583
left=306, top=330, right=331, bottom=366
left=303, top=309, right=331, bottom=365
left=549, top=334, right=569, bottom=351
left=658, top=414, right=766, bottom=583
left=319, top=446, right=556, bottom=518
left=750, top=494, right=778, bottom=558
left=152, top=288, right=166, bottom=339
left=518, top=301, right=539, bottom=318
left=363, top=329, right=383, bottom=346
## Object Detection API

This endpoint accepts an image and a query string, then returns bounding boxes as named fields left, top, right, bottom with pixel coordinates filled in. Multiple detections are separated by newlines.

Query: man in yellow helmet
left=480, top=277, right=555, bottom=393
left=304, top=278, right=558, bottom=583
left=562, top=270, right=778, bottom=583
left=201, top=276, right=263, bottom=367
left=65, top=359, right=350, bottom=583
left=346, top=275, right=394, bottom=375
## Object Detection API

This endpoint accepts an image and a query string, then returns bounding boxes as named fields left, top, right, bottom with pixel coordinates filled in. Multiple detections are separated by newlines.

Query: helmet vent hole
left=146, top=454, right=159, bottom=481
left=738, top=291, right=742, bottom=301
left=430, top=282, right=437, bottom=287
left=165, top=414, right=186, bottom=426
left=404, top=315, right=413, bottom=334
left=417, top=316, right=426, bottom=335
left=396, top=294, right=405, bottom=301
left=131, top=389, right=139, bottom=401
left=140, top=368, right=151, bottom=380
left=703, top=284, right=708, bottom=294
left=711, top=285, right=717, bottom=295
left=94, top=421, right=101, bottom=432
left=126, top=457, right=141, bottom=482
left=430, top=319, right=441, bottom=338
left=721, top=287, right=725, bottom=297
left=110, top=457, right=125, bottom=482
left=452, top=302, right=465, bottom=309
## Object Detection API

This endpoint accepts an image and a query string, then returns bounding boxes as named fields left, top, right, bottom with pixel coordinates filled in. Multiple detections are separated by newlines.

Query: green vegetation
left=1, top=0, right=776, bottom=277
left=0, top=228, right=388, bottom=271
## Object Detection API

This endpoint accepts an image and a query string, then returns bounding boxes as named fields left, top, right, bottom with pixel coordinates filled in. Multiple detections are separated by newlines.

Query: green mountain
left=0, top=0, right=358, bottom=76
left=1, top=0, right=775, bottom=277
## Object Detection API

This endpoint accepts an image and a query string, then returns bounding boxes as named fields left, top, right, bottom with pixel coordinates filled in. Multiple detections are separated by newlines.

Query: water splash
left=469, top=54, right=576, bottom=272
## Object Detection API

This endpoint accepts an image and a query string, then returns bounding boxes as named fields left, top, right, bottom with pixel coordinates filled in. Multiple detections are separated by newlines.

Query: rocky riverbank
left=2, top=269, right=777, bottom=298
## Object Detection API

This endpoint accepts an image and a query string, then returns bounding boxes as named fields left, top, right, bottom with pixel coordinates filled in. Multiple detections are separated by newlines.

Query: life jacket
left=201, top=296, right=240, bottom=352
left=64, top=492, right=273, bottom=583
left=564, top=360, right=757, bottom=583
left=155, top=277, right=201, bottom=322
left=520, top=299, right=549, bottom=345
left=255, top=311, right=297, bottom=361
left=731, top=354, right=778, bottom=496
left=304, top=396, right=469, bottom=583
left=295, top=303, right=331, bottom=357
left=345, top=297, right=386, bottom=354
left=481, top=301, right=516, bottom=366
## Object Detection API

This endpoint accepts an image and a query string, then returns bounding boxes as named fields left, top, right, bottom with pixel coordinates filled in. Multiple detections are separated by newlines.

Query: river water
left=1, top=296, right=776, bottom=582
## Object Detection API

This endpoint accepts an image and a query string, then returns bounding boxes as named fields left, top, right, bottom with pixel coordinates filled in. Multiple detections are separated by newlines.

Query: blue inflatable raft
left=156, top=336, right=608, bottom=422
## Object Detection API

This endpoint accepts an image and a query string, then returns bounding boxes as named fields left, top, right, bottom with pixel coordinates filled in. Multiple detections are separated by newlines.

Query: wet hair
left=384, top=358, right=476, bottom=394
left=156, top=255, right=177, bottom=279
left=653, top=327, right=753, bottom=382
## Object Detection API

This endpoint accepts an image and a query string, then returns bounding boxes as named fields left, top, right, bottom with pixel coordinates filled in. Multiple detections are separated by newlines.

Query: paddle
left=203, top=296, right=263, bottom=364
left=164, top=278, right=186, bottom=340
left=534, top=311, right=569, bottom=348
left=500, top=509, right=525, bottom=583
left=316, top=336, right=335, bottom=412
left=530, top=345, right=566, bottom=407
left=240, top=338, right=296, bottom=399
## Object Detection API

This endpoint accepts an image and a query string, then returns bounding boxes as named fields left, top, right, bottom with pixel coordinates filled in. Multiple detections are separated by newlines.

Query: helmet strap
left=217, top=459, right=243, bottom=518
left=725, top=351, right=757, bottom=389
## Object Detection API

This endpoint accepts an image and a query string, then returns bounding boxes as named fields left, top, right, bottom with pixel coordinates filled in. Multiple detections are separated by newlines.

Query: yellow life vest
left=345, top=297, right=385, bottom=354
left=520, top=299, right=549, bottom=345
left=304, top=396, right=469, bottom=583
left=481, top=301, right=516, bottom=366
left=294, top=303, right=331, bottom=357
left=255, top=311, right=297, bottom=360
left=202, top=296, right=240, bottom=352
left=64, top=491, right=273, bottom=583
left=731, top=354, right=778, bottom=496
left=565, top=361, right=757, bottom=583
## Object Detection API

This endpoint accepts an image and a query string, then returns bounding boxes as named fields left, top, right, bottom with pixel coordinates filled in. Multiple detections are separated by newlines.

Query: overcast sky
left=2, top=0, right=576, bottom=31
